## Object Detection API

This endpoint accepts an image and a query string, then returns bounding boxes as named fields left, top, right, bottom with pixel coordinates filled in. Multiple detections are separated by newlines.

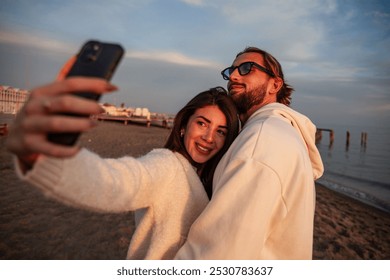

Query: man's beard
left=231, top=84, right=267, bottom=115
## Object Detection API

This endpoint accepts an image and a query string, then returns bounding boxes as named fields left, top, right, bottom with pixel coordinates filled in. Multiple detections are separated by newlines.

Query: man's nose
left=229, top=67, right=240, bottom=81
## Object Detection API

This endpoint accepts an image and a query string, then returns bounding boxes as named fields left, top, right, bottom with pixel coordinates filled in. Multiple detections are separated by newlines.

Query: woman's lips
left=196, top=143, right=212, bottom=154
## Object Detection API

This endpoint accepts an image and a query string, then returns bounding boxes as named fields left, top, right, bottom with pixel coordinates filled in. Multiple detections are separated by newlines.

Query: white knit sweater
left=16, top=148, right=209, bottom=259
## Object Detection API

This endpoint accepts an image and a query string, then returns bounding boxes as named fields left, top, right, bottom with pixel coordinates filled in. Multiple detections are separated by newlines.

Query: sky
left=0, top=0, right=389, bottom=128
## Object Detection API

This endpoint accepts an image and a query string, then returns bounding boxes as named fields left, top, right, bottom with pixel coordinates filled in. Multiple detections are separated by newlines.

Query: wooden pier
left=95, top=114, right=173, bottom=128
left=316, top=128, right=334, bottom=147
left=316, top=128, right=368, bottom=149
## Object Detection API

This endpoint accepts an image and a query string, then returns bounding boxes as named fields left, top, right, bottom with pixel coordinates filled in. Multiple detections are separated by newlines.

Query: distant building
left=101, top=103, right=131, bottom=117
left=0, top=85, right=30, bottom=114
left=133, top=107, right=150, bottom=118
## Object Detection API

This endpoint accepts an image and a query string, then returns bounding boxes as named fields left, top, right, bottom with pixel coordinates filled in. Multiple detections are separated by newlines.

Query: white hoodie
left=176, top=103, right=324, bottom=259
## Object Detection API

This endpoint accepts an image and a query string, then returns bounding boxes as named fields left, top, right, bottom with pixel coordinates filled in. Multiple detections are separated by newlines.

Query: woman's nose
left=201, top=129, right=214, bottom=143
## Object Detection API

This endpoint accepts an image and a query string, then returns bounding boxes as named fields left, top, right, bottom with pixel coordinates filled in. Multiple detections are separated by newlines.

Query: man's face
left=227, top=52, right=271, bottom=115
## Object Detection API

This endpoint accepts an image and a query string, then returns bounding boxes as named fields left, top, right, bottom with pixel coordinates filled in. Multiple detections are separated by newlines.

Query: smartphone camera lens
left=81, top=42, right=101, bottom=63
left=86, top=54, right=97, bottom=62
left=92, top=44, right=100, bottom=51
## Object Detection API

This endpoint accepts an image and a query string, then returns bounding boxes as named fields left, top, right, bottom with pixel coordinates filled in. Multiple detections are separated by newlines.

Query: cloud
left=365, top=103, right=390, bottom=113
left=0, top=30, right=76, bottom=54
left=126, top=50, right=222, bottom=68
left=213, top=1, right=338, bottom=62
left=0, top=28, right=221, bottom=69
left=288, top=62, right=364, bottom=83
left=179, top=0, right=205, bottom=6
left=0, top=0, right=388, bottom=127
left=296, top=93, right=339, bottom=104
left=179, top=0, right=337, bottom=47
left=219, top=0, right=337, bottom=23
left=370, top=10, right=390, bottom=26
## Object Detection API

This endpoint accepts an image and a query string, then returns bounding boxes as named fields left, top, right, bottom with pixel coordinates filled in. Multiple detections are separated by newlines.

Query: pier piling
left=316, top=128, right=334, bottom=148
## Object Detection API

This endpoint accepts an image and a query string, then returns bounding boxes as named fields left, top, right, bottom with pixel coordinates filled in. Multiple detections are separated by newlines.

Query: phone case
left=47, top=40, right=124, bottom=146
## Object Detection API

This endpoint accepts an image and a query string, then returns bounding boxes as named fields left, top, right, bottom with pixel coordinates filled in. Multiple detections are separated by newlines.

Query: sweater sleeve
left=175, top=157, right=286, bottom=259
left=16, top=148, right=177, bottom=213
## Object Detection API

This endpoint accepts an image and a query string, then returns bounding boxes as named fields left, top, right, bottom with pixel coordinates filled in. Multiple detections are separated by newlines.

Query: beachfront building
left=0, top=85, right=30, bottom=114
left=133, top=107, right=150, bottom=118
left=101, top=103, right=132, bottom=117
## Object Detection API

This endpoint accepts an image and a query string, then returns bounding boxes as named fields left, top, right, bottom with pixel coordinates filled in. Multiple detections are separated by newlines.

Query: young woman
left=6, top=78, right=239, bottom=259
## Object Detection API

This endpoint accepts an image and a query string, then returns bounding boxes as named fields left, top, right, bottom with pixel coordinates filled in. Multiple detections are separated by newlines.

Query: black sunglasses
left=221, top=61, right=275, bottom=80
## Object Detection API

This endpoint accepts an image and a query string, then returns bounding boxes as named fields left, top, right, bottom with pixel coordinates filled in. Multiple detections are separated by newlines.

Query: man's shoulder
left=243, top=112, right=292, bottom=138
left=231, top=113, right=300, bottom=159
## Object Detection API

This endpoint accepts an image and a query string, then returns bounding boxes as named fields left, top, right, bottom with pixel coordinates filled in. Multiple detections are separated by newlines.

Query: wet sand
left=0, top=119, right=389, bottom=259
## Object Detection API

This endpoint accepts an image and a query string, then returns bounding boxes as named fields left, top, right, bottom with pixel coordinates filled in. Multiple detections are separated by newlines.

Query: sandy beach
left=0, top=119, right=389, bottom=259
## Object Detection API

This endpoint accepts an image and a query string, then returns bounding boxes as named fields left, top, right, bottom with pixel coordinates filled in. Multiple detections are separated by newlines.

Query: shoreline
left=317, top=173, right=390, bottom=214
left=1, top=119, right=389, bottom=259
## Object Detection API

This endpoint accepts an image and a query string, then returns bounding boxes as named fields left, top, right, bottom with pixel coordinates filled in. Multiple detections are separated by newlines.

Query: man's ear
left=269, top=77, right=283, bottom=95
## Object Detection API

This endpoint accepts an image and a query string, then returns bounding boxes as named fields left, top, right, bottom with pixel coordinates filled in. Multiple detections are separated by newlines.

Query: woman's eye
left=217, top=130, right=227, bottom=137
left=197, top=121, right=206, bottom=127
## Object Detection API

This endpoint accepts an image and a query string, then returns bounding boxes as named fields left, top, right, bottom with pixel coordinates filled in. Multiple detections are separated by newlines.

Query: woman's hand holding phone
left=48, top=41, right=124, bottom=146
left=5, top=40, right=123, bottom=171
left=5, top=78, right=117, bottom=171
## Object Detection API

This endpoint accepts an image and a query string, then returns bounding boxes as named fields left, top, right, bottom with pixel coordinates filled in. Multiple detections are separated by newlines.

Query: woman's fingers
left=30, top=77, right=117, bottom=98
left=14, top=132, right=80, bottom=158
left=6, top=119, right=81, bottom=159
left=22, top=114, right=98, bottom=134
left=22, top=77, right=117, bottom=116
left=24, top=94, right=105, bottom=116
left=6, top=77, right=118, bottom=161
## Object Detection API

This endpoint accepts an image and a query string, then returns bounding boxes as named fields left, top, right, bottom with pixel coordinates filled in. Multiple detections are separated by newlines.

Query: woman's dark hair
left=236, top=46, right=294, bottom=106
left=164, top=87, right=239, bottom=199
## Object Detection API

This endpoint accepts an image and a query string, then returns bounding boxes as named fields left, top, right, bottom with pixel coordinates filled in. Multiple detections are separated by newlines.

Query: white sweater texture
left=17, top=149, right=209, bottom=259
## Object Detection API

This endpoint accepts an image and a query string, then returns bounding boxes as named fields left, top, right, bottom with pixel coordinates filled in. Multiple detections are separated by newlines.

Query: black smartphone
left=47, top=40, right=124, bottom=146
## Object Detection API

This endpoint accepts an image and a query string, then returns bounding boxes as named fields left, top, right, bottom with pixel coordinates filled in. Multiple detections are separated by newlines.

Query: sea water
left=315, top=123, right=390, bottom=213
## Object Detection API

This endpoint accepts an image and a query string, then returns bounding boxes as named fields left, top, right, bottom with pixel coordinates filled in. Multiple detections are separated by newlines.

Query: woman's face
left=183, top=105, right=228, bottom=164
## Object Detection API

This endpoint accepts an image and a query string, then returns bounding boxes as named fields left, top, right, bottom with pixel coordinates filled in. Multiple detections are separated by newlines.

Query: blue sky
left=1, top=0, right=389, bottom=128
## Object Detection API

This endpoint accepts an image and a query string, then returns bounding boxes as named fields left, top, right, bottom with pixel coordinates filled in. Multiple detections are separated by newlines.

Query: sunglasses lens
left=222, top=62, right=274, bottom=80
left=222, top=68, right=231, bottom=80
left=221, top=62, right=254, bottom=80
left=238, top=62, right=252, bottom=75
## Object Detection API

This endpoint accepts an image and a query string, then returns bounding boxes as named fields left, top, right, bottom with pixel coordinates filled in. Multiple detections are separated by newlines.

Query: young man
left=175, top=47, right=324, bottom=259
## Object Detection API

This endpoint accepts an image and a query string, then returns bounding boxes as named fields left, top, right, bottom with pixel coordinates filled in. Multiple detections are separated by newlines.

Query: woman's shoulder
left=138, top=148, right=181, bottom=169
left=145, top=148, right=175, bottom=159
left=145, top=149, right=196, bottom=176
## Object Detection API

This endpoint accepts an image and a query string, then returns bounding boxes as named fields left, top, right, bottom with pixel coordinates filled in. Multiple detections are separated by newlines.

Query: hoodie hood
left=246, top=103, right=324, bottom=180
